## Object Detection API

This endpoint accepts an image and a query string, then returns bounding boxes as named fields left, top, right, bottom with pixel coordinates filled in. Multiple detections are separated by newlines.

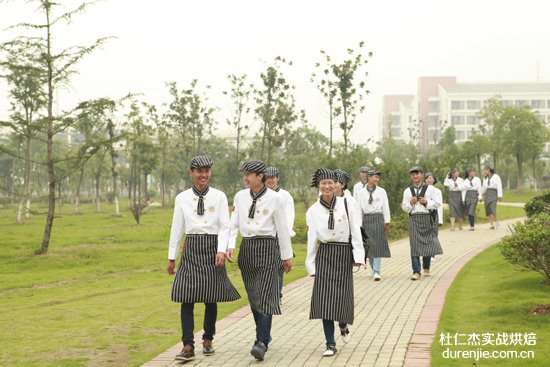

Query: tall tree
left=2, top=0, right=110, bottom=253
left=331, top=41, right=372, bottom=153
left=254, top=56, right=297, bottom=164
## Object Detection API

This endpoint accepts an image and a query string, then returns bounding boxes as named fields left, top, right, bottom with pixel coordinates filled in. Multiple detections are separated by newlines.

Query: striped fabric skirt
left=238, top=236, right=283, bottom=315
left=310, top=242, right=355, bottom=325
left=171, top=234, right=241, bottom=303
left=464, top=190, right=479, bottom=217
left=448, top=191, right=463, bottom=218
left=485, top=188, right=498, bottom=216
left=409, top=213, right=444, bottom=257
left=362, top=213, right=391, bottom=258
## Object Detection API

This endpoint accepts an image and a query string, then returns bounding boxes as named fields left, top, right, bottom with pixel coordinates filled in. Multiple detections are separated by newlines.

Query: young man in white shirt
left=352, top=166, right=370, bottom=200
left=227, top=160, right=293, bottom=361
left=167, top=156, right=240, bottom=362
left=402, top=166, right=443, bottom=280
left=358, top=169, right=391, bottom=281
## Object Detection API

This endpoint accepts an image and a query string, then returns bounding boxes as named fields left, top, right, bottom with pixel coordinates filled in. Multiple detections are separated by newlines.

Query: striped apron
left=238, top=236, right=283, bottom=315
left=464, top=190, right=479, bottom=216
left=171, top=234, right=241, bottom=303
left=485, top=188, right=498, bottom=216
left=362, top=213, right=391, bottom=258
left=448, top=191, right=464, bottom=218
left=310, top=242, right=355, bottom=325
left=409, top=213, right=444, bottom=257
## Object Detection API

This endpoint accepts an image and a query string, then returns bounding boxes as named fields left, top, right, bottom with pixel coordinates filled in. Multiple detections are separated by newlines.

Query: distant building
left=381, top=76, right=550, bottom=149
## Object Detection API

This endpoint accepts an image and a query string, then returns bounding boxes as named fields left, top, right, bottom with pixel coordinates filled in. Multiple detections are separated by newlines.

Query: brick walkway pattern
left=143, top=218, right=521, bottom=367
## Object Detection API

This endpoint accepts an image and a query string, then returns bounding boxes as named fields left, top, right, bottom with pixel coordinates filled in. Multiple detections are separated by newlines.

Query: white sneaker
left=373, top=273, right=381, bottom=281
left=323, top=346, right=337, bottom=357
left=340, top=327, right=351, bottom=344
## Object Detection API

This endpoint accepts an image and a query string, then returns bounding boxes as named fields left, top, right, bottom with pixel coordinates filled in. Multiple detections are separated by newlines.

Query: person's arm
left=168, top=196, right=185, bottom=260
left=437, top=190, right=444, bottom=224
left=402, top=188, right=413, bottom=212
left=305, top=210, right=318, bottom=276
left=425, top=187, right=441, bottom=210
left=217, top=193, right=231, bottom=253
left=382, top=190, right=391, bottom=224
left=273, top=195, right=293, bottom=261
left=496, top=175, right=503, bottom=198
left=285, top=192, right=296, bottom=237
left=227, top=194, right=239, bottom=251
left=443, top=178, right=452, bottom=189
left=347, top=199, right=365, bottom=265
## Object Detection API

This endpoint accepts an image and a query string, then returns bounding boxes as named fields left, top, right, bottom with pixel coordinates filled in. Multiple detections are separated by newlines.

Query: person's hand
left=498, top=198, right=503, bottom=202
left=419, top=197, right=428, bottom=205
left=283, top=259, right=292, bottom=273
left=462, top=201, right=465, bottom=205
left=215, top=252, right=225, bottom=268
left=225, top=248, right=235, bottom=263
left=310, top=274, right=315, bottom=278
left=353, top=263, right=363, bottom=267
left=167, top=260, right=176, bottom=275
left=384, top=223, right=389, bottom=233
left=410, top=196, right=418, bottom=205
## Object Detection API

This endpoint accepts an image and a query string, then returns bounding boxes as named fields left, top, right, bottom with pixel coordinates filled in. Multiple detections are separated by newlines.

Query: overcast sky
left=1, top=0, right=549, bottom=145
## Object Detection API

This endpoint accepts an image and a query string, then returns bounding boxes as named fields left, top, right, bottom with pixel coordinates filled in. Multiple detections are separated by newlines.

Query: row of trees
left=1, top=1, right=549, bottom=256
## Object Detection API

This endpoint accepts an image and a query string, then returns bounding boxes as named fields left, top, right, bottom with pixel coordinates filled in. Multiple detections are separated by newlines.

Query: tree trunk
left=74, top=168, right=84, bottom=213
left=23, top=134, right=32, bottom=219
left=40, top=6, right=55, bottom=255
left=532, top=155, right=537, bottom=191
left=516, top=152, right=523, bottom=194
left=476, top=154, right=481, bottom=176
left=328, top=102, right=333, bottom=157
left=95, top=174, right=101, bottom=212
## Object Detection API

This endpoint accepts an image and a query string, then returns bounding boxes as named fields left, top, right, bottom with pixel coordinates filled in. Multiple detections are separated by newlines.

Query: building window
left=451, top=115, right=464, bottom=126
left=500, top=100, right=512, bottom=106
left=467, top=116, right=478, bottom=125
left=531, top=100, right=544, bottom=109
left=515, top=100, right=528, bottom=106
left=456, top=130, right=465, bottom=140
left=466, top=100, right=481, bottom=110
left=429, top=101, right=440, bottom=112
left=451, top=100, right=464, bottom=110
left=537, top=114, right=545, bottom=122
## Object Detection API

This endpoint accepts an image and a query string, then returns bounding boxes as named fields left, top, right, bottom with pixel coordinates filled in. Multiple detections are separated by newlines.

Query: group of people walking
left=166, top=156, right=503, bottom=362
left=444, top=165, right=503, bottom=231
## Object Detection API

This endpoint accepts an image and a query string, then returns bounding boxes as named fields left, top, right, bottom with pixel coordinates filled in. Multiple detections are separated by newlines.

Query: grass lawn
left=0, top=197, right=528, bottom=367
left=0, top=202, right=308, bottom=367
left=501, top=189, right=541, bottom=203
left=431, top=245, right=550, bottom=366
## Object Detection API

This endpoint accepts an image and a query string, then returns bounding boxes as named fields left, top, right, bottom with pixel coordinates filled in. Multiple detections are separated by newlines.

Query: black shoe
left=250, top=341, right=267, bottom=361
left=203, top=339, right=215, bottom=355
left=175, top=345, right=195, bottom=361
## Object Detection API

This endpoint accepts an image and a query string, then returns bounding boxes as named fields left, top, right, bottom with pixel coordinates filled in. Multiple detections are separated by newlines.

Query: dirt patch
left=531, top=304, right=550, bottom=315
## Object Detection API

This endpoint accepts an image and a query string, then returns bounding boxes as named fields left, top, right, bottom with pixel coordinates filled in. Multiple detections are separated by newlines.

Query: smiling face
left=360, top=171, right=368, bottom=183
left=469, top=170, right=476, bottom=178
left=334, top=181, right=344, bottom=196
left=425, top=175, right=435, bottom=185
left=319, top=179, right=335, bottom=196
left=266, top=175, right=279, bottom=190
left=484, top=168, right=491, bottom=176
left=243, top=171, right=264, bottom=189
left=367, top=174, right=379, bottom=187
left=410, top=171, right=423, bottom=185
left=451, top=171, right=459, bottom=179
left=189, top=167, right=211, bottom=189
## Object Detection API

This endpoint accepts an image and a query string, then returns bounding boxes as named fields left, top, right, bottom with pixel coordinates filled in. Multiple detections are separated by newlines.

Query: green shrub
left=498, top=213, right=550, bottom=283
left=524, top=191, right=550, bottom=217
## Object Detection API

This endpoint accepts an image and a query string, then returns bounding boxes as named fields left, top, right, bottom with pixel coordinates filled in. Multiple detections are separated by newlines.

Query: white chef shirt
left=305, top=196, right=365, bottom=275
left=228, top=187, right=293, bottom=260
left=343, top=190, right=361, bottom=219
left=482, top=174, right=503, bottom=198
left=431, top=186, right=444, bottom=224
left=274, top=187, right=296, bottom=237
left=168, top=187, right=230, bottom=260
left=443, top=177, right=464, bottom=192
left=463, top=176, right=482, bottom=201
left=401, top=184, right=441, bottom=214
left=357, top=185, right=391, bottom=223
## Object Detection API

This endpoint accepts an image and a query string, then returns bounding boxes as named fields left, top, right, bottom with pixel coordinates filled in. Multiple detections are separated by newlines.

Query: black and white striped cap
left=409, top=166, right=423, bottom=173
left=265, top=167, right=280, bottom=177
left=367, top=169, right=381, bottom=177
left=334, top=169, right=351, bottom=186
left=189, top=156, right=213, bottom=169
left=311, top=168, right=336, bottom=187
left=240, top=160, right=266, bottom=173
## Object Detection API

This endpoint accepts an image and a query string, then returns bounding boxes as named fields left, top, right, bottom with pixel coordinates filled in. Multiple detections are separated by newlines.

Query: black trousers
left=181, top=302, right=217, bottom=346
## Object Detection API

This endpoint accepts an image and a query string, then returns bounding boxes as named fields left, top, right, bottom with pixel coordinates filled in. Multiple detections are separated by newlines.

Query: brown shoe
left=423, top=268, right=430, bottom=277
left=410, top=273, right=420, bottom=281
left=203, top=339, right=215, bottom=355
left=175, top=345, right=195, bottom=361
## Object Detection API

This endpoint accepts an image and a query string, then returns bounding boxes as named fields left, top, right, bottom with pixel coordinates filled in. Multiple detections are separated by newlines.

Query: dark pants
left=468, top=215, right=475, bottom=227
left=411, top=256, right=432, bottom=274
left=252, top=308, right=273, bottom=346
left=181, top=303, right=217, bottom=346
left=322, top=319, right=347, bottom=347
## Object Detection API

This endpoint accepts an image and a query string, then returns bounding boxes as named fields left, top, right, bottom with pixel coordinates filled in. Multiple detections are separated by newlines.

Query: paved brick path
left=143, top=218, right=521, bottom=367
